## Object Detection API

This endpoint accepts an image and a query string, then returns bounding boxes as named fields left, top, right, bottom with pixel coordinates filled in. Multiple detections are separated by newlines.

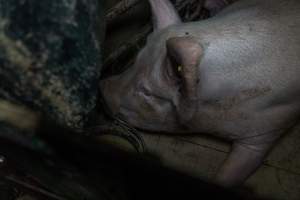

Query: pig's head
left=100, top=0, right=203, bottom=132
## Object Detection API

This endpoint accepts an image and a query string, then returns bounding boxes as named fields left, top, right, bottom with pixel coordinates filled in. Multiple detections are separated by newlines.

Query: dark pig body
left=101, top=0, right=300, bottom=186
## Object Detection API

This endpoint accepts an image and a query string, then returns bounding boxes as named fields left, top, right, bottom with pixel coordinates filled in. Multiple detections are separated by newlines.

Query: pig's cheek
left=137, top=93, right=174, bottom=125
left=117, top=92, right=145, bottom=122
left=132, top=93, right=156, bottom=120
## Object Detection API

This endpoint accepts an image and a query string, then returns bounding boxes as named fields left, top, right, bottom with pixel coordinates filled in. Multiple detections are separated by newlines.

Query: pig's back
left=173, top=0, right=300, bottom=139
left=189, top=0, right=300, bottom=99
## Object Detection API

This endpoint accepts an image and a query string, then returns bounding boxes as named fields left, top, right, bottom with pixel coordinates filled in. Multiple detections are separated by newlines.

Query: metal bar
left=105, top=0, right=143, bottom=23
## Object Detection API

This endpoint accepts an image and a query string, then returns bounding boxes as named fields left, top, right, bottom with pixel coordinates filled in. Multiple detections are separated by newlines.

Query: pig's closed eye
left=137, top=84, right=152, bottom=97
left=142, top=87, right=151, bottom=97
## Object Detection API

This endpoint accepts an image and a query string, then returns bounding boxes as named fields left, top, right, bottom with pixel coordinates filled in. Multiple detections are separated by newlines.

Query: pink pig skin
left=100, top=0, right=300, bottom=187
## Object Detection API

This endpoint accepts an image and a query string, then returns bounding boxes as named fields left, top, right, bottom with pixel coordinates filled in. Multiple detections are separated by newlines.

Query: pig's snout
left=100, top=78, right=122, bottom=115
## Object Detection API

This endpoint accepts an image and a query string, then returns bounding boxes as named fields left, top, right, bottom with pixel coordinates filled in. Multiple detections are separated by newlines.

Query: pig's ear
left=148, top=0, right=182, bottom=31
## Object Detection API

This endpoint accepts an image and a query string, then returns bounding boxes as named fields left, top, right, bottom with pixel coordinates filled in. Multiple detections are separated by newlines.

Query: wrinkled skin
left=100, top=0, right=300, bottom=187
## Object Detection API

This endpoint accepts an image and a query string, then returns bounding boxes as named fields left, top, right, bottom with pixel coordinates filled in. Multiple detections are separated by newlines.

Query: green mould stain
left=0, top=0, right=104, bottom=129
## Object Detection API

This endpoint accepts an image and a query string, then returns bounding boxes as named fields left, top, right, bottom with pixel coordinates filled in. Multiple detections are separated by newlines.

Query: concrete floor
left=139, top=125, right=300, bottom=200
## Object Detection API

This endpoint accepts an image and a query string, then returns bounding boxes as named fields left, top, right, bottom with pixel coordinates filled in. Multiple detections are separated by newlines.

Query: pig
left=100, top=0, right=300, bottom=187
